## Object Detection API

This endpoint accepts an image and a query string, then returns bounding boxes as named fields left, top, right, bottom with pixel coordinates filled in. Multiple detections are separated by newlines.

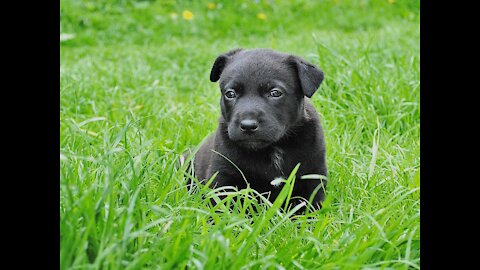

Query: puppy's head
left=210, top=48, right=324, bottom=150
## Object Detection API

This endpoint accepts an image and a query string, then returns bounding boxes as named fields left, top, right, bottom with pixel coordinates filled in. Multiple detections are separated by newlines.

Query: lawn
left=60, top=0, right=420, bottom=269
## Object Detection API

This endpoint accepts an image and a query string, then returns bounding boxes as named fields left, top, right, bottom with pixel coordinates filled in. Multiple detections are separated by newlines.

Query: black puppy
left=185, top=48, right=327, bottom=210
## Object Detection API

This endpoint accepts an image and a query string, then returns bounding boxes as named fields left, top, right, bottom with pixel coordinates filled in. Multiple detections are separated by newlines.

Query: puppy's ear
left=210, top=48, right=243, bottom=82
left=287, top=55, right=324, bottom=98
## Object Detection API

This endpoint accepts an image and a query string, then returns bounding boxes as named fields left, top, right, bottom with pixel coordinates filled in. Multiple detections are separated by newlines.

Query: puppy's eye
left=224, top=89, right=237, bottom=99
left=269, top=88, right=283, bottom=98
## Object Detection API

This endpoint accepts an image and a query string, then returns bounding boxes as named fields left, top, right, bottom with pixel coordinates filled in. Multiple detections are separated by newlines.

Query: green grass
left=60, top=0, right=420, bottom=269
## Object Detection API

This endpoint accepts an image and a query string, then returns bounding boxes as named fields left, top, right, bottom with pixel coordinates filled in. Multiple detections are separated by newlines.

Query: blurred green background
left=60, top=0, right=419, bottom=46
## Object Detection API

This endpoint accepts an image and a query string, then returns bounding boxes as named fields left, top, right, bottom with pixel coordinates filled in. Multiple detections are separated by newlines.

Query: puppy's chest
left=238, top=146, right=292, bottom=184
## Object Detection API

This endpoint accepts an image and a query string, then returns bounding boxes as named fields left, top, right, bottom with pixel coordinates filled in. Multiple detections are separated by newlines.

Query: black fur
left=190, top=48, right=327, bottom=211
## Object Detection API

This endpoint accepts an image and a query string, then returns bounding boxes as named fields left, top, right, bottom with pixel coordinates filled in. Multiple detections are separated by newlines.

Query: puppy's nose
left=240, top=119, right=258, bottom=132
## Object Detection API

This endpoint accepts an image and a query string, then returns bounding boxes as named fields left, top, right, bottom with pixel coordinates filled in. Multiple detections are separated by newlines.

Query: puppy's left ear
left=210, top=48, right=243, bottom=82
left=287, top=55, right=324, bottom=98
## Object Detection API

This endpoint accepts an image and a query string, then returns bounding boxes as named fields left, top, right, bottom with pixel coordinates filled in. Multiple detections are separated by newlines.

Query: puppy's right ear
left=286, top=55, right=324, bottom=98
left=210, top=48, right=242, bottom=82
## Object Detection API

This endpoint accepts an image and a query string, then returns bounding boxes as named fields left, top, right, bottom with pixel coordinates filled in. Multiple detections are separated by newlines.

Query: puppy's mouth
left=234, top=139, right=272, bottom=150
left=225, top=121, right=285, bottom=150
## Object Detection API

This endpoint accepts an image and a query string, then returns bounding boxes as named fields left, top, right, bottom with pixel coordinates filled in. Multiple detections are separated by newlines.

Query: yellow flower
left=182, top=10, right=194, bottom=20
left=170, top=12, right=178, bottom=20
left=257, top=12, right=267, bottom=20
left=207, top=3, right=216, bottom=10
left=388, top=0, right=395, bottom=3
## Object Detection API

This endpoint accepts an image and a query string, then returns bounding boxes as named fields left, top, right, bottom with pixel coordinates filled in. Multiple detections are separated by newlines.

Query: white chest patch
left=270, top=177, right=284, bottom=188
